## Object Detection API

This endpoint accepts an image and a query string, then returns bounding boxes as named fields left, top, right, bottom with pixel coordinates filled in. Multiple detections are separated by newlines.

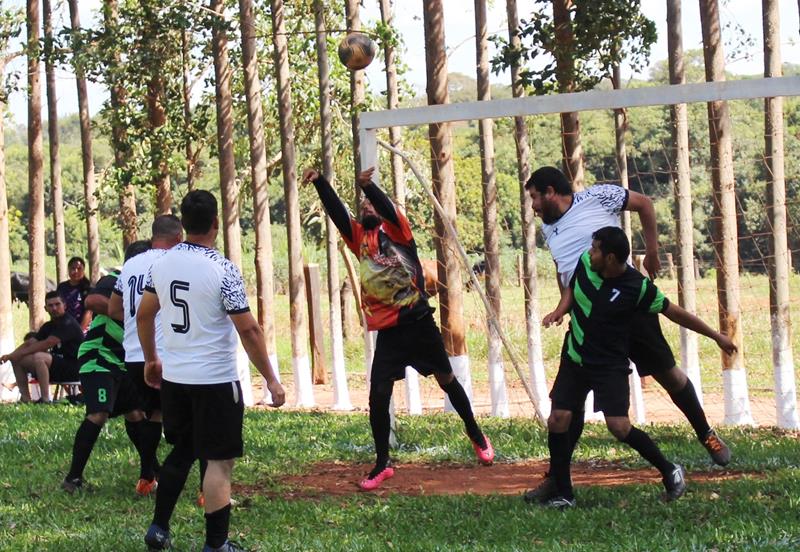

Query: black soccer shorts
left=80, top=371, right=142, bottom=417
left=628, top=312, right=676, bottom=376
left=550, top=356, right=632, bottom=417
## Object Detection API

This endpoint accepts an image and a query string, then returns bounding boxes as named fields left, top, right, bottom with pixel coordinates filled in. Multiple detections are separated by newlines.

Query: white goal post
left=357, top=76, right=800, bottom=429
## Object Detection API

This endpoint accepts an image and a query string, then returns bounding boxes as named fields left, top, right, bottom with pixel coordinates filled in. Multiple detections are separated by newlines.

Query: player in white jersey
left=109, top=215, right=184, bottom=497
left=138, top=190, right=284, bottom=552
left=522, top=166, right=730, bottom=504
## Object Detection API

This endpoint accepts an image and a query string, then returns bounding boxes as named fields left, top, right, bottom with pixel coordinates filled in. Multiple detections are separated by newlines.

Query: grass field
left=0, top=404, right=798, bottom=551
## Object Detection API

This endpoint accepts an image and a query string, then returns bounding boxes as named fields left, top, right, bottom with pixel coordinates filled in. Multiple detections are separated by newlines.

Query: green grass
left=0, top=405, right=798, bottom=551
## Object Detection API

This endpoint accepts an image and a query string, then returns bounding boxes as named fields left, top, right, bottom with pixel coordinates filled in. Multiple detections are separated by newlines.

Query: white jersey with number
left=145, top=242, right=249, bottom=385
left=541, top=184, right=628, bottom=288
left=114, top=248, right=168, bottom=363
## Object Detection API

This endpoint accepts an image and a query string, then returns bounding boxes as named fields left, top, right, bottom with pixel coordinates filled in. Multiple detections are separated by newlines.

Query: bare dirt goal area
left=235, top=460, right=758, bottom=499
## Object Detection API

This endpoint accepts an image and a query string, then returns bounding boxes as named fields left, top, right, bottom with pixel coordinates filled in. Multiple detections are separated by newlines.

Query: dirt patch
left=235, top=461, right=759, bottom=498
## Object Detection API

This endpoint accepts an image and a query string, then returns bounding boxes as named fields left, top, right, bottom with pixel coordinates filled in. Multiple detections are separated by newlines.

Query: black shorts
left=80, top=371, right=142, bottom=417
left=50, top=355, right=80, bottom=382
left=160, top=379, right=244, bottom=460
left=125, top=361, right=161, bottom=416
left=370, top=313, right=453, bottom=385
left=629, top=312, right=676, bottom=376
left=550, top=356, right=631, bottom=417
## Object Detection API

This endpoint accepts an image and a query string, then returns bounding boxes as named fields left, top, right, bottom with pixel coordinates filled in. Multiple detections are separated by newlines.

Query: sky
left=4, top=0, right=800, bottom=124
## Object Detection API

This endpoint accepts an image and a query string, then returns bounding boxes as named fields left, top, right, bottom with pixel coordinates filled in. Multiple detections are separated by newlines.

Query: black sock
left=441, top=379, right=485, bottom=448
left=199, top=459, right=208, bottom=492
left=548, top=431, right=573, bottom=499
left=152, top=445, right=194, bottom=531
left=567, top=409, right=585, bottom=456
left=622, top=426, right=674, bottom=476
left=125, top=420, right=153, bottom=480
left=66, top=419, right=103, bottom=480
left=368, top=382, right=393, bottom=471
left=205, top=504, right=231, bottom=549
left=136, top=421, right=162, bottom=480
left=668, top=380, right=711, bottom=440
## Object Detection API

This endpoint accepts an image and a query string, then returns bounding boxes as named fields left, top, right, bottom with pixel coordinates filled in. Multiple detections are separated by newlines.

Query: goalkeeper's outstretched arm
left=302, top=168, right=355, bottom=242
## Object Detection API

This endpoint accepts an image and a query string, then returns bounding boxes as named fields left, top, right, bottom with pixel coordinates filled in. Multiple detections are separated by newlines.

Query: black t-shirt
left=565, top=251, right=669, bottom=369
left=35, top=314, right=84, bottom=360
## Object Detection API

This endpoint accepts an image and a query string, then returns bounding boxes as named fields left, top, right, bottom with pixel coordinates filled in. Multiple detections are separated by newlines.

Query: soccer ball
left=337, top=33, right=377, bottom=71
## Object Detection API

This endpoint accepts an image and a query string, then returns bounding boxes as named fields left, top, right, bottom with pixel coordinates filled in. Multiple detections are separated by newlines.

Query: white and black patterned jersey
left=541, top=184, right=628, bottom=288
left=114, top=249, right=167, bottom=363
left=145, top=241, right=249, bottom=384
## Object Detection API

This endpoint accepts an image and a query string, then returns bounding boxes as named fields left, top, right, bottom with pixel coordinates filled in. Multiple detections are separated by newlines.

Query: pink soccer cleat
left=358, top=465, right=395, bottom=491
left=471, top=434, right=495, bottom=466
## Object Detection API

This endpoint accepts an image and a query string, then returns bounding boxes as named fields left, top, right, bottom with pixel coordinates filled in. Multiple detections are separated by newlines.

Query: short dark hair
left=125, top=240, right=152, bottom=261
left=592, top=226, right=630, bottom=263
left=525, top=166, right=572, bottom=195
left=68, top=256, right=85, bottom=268
left=151, top=215, right=183, bottom=240
left=180, top=190, right=217, bottom=234
left=45, top=290, right=61, bottom=301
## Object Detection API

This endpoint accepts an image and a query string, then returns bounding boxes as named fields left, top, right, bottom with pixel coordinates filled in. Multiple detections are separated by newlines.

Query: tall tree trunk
left=423, top=0, right=469, bottom=399
left=378, top=0, right=405, bottom=208
left=698, top=0, right=751, bottom=425
left=181, top=29, right=195, bottom=191
left=27, top=0, right=46, bottom=329
left=239, top=0, right=278, bottom=377
left=43, top=0, right=66, bottom=282
left=344, top=0, right=365, bottom=199
left=475, top=0, right=507, bottom=416
left=67, top=0, right=100, bottom=284
left=271, top=0, right=313, bottom=407
left=0, top=59, right=16, bottom=364
left=667, top=0, right=703, bottom=402
left=507, top=0, right=548, bottom=414
left=104, top=0, right=136, bottom=249
left=313, top=0, right=350, bottom=409
left=763, top=0, right=798, bottom=428
left=552, top=0, right=584, bottom=190
left=210, top=0, right=242, bottom=270
left=611, top=64, right=632, bottom=239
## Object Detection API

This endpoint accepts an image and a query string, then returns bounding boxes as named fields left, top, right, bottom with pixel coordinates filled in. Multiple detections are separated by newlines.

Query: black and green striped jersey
left=565, top=252, right=669, bottom=369
left=78, top=272, right=125, bottom=375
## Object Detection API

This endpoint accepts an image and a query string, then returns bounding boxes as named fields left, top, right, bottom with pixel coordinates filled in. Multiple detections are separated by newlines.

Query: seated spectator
left=1, top=291, right=84, bottom=403
left=57, top=256, right=92, bottom=332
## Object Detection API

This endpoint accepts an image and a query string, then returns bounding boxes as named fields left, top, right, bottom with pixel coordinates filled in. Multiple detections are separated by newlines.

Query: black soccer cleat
left=663, top=464, right=687, bottom=501
left=61, top=477, right=83, bottom=494
left=702, top=429, right=731, bottom=466
left=144, top=523, right=171, bottom=550
left=202, top=541, right=246, bottom=552
left=542, top=495, right=576, bottom=509
left=523, top=472, right=559, bottom=504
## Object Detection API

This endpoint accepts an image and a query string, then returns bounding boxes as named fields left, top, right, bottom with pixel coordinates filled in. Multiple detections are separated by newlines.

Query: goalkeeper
left=303, top=166, right=494, bottom=491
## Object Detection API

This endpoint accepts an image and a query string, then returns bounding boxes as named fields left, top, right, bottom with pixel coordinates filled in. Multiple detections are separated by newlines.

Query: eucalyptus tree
left=698, top=0, right=751, bottom=424
left=377, top=0, right=405, bottom=207
left=27, top=0, right=46, bottom=327
left=42, top=0, right=66, bottom=281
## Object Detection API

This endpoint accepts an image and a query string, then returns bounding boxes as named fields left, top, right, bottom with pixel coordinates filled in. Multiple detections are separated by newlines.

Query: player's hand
left=543, top=311, right=563, bottom=328
left=302, top=168, right=319, bottom=184
left=356, top=167, right=375, bottom=188
left=266, top=380, right=286, bottom=408
left=643, top=250, right=661, bottom=279
left=144, top=359, right=163, bottom=389
left=715, top=333, right=738, bottom=356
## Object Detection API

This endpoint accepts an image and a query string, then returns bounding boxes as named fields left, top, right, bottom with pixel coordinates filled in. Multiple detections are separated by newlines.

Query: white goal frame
left=357, top=76, right=800, bottom=428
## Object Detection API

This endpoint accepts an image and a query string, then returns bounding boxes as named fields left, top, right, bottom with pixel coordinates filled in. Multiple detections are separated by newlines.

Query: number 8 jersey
left=145, top=242, right=250, bottom=384
left=114, top=248, right=168, bottom=363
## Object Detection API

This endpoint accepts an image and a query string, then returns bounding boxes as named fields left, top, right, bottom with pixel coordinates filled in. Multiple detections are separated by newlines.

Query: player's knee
left=368, top=381, right=393, bottom=410
left=86, top=412, right=109, bottom=426
left=653, top=366, right=686, bottom=393
left=605, top=418, right=631, bottom=441
left=124, top=410, right=145, bottom=422
left=434, top=372, right=455, bottom=389
left=548, top=409, right=572, bottom=432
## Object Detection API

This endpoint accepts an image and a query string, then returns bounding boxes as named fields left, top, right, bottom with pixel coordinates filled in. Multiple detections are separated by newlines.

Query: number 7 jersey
left=145, top=241, right=250, bottom=384
left=114, top=248, right=168, bottom=363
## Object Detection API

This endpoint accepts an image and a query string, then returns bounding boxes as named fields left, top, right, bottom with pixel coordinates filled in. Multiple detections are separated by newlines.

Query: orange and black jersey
left=313, top=175, right=432, bottom=331
left=566, top=252, right=669, bottom=369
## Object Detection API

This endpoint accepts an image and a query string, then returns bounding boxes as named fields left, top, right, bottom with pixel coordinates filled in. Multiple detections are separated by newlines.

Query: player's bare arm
left=356, top=166, right=376, bottom=188
left=107, top=292, right=124, bottom=321
left=136, top=290, right=163, bottom=389
left=84, top=292, right=110, bottom=316
left=230, top=311, right=286, bottom=408
left=663, top=302, right=737, bottom=355
left=625, top=191, right=660, bottom=277
left=544, top=286, right=573, bottom=328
